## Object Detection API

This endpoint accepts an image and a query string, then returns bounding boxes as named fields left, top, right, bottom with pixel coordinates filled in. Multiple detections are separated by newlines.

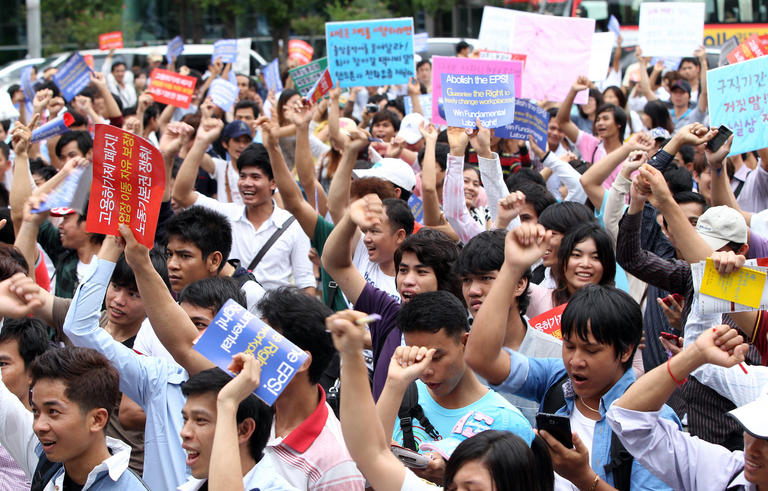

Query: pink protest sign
left=431, top=56, right=523, bottom=126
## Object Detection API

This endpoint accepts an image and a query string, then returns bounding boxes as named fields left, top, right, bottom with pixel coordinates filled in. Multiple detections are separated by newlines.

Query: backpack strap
left=325, top=280, right=339, bottom=309
left=397, top=382, right=441, bottom=452
left=603, top=431, right=634, bottom=491
left=30, top=452, right=63, bottom=491
left=540, top=373, right=570, bottom=414
left=247, top=216, right=297, bottom=272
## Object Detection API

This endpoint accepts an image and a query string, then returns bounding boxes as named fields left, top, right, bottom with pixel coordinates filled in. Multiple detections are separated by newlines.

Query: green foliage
left=40, top=0, right=139, bottom=53
left=326, top=0, right=392, bottom=21
left=291, top=15, right=326, bottom=37
left=411, top=0, right=453, bottom=15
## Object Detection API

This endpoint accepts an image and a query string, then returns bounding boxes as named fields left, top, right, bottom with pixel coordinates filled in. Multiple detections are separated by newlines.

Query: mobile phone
left=365, top=103, right=379, bottom=114
left=660, top=331, right=680, bottom=342
left=390, top=444, right=431, bottom=469
left=536, top=413, right=573, bottom=449
left=707, top=125, right=733, bottom=152
left=662, top=293, right=684, bottom=306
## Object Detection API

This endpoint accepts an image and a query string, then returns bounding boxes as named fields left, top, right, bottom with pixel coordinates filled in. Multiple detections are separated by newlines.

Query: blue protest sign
left=264, top=58, right=283, bottom=92
left=650, top=56, right=682, bottom=72
left=166, top=36, right=184, bottom=65
left=414, top=32, right=429, bottom=53
left=607, top=15, right=621, bottom=37
left=31, top=112, right=75, bottom=143
left=209, top=78, right=239, bottom=112
left=194, top=300, right=309, bottom=405
left=404, top=94, right=432, bottom=122
left=494, top=99, right=550, bottom=149
left=32, top=165, right=91, bottom=215
left=212, top=39, right=238, bottom=64
left=325, top=17, right=415, bottom=88
left=21, top=67, right=35, bottom=102
left=408, top=193, right=424, bottom=224
left=707, top=56, right=768, bottom=155
left=52, top=54, right=92, bottom=102
left=440, top=72, right=515, bottom=128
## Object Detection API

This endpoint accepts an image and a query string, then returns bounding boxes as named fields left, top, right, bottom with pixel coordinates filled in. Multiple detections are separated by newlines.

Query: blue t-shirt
left=392, top=380, right=534, bottom=449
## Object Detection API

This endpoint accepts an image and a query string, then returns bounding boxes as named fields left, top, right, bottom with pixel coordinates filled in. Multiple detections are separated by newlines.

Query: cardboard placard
left=166, top=35, right=184, bottom=65
left=148, top=69, right=197, bottom=109
left=288, top=39, right=314, bottom=65
left=528, top=303, right=567, bottom=339
left=99, top=31, right=124, bottom=50
left=264, top=58, right=283, bottom=93
left=440, top=72, right=515, bottom=129
left=212, top=39, right=238, bottom=64
left=494, top=99, right=550, bottom=149
left=52, top=54, right=92, bottom=102
left=638, top=2, right=705, bottom=57
left=209, top=78, right=239, bottom=112
left=289, top=57, right=329, bottom=96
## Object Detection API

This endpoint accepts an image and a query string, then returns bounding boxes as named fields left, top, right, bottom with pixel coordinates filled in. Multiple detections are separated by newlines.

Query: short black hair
left=538, top=202, right=596, bottom=234
left=29, top=158, right=57, bottom=182
left=416, top=59, right=431, bottom=70
left=236, top=143, right=273, bottom=180
left=418, top=142, right=450, bottom=172
left=178, top=276, right=247, bottom=312
left=55, top=130, right=92, bottom=159
left=383, top=198, right=414, bottom=236
left=507, top=180, right=556, bottom=219
left=394, top=229, right=463, bottom=304
left=371, top=110, right=401, bottom=132
left=165, top=206, right=232, bottom=271
left=181, top=368, right=273, bottom=461
left=673, top=190, right=707, bottom=210
left=35, top=79, right=60, bottom=98
left=0, top=318, right=51, bottom=368
left=561, top=285, right=641, bottom=371
left=678, top=145, right=695, bottom=165
left=663, top=166, right=693, bottom=194
left=385, top=98, right=405, bottom=116
left=0, top=244, right=29, bottom=278
left=30, top=347, right=120, bottom=420
left=111, top=248, right=170, bottom=292
left=256, top=287, right=334, bottom=384
left=0, top=141, right=9, bottom=160
left=234, top=100, right=260, bottom=119
left=506, top=168, right=547, bottom=190
left=397, top=290, right=469, bottom=340
left=457, top=230, right=505, bottom=277
left=602, top=85, right=627, bottom=109
left=455, top=40, right=471, bottom=54
left=595, top=103, right=628, bottom=141
left=678, top=57, right=700, bottom=70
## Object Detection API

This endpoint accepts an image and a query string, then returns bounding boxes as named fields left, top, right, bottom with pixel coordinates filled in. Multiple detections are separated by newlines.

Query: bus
left=523, top=0, right=768, bottom=47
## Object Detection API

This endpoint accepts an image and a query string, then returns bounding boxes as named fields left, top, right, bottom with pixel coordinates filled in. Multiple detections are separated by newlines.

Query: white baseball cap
left=695, top=206, right=748, bottom=251
left=397, top=113, right=425, bottom=145
left=353, top=158, right=416, bottom=191
left=728, top=391, right=768, bottom=439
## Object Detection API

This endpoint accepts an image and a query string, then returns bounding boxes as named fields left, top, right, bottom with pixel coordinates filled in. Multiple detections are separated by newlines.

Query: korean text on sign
left=325, top=17, right=415, bottom=87
left=99, top=31, right=123, bottom=50
left=707, top=55, right=768, bottom=155
left=87, top=125, right=165, bottom=247
left=148, top=69, right=197, bottom=109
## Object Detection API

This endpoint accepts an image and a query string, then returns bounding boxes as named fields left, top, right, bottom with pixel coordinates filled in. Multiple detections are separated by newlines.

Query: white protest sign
left=588, top=32, right=615, bottom=81
left=639, top=2, right=705, bottom=58
left=478, top=6, right=515, bottom=52
left=234, top=38, right=251, bottom=75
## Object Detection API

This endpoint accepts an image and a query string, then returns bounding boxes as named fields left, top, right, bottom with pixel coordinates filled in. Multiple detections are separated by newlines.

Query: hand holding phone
left=660, top=331, right=680, bottom=343
left=390, top=444, right=431, bottom=469
left=707, top=125, right=733, bottom=152
left=536, top=413, right=573, bottom=449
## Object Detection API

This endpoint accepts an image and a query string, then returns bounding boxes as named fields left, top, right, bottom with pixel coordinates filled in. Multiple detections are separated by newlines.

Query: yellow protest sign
left=700, top=258, right=766, bottom=308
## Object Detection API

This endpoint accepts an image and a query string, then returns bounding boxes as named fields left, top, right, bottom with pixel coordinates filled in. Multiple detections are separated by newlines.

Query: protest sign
left=700, top=257, right=766, bottom=308
left=607, top=15, right=621, bottom=37
left=289, top=57, right=329, bottom=96
left=83, top=54, right=95, bottom=69
left=407, top=194, right=424, bottom=224
left=588, top=32, right=615, bottom=81
left=32, top=166, right=91, bottom=215
left=194, top=299, right=309, bottom=405
left=639, top=2, right=705, bottom=57
left=692, top=258, right=768, bottom=314
left=494, top=99, right=549, bottom=149
left=305, top=68, right=333, bottom=104
left=264, top=58, right=283, bottom=93
left=148, top=69, right=196, bottom=109
left=86, top=125, right=165, bottom=248
left=431, top=56, right=522, bottom=126
left=404, top=94, right=432, bottom=121
left=478, top=7, right=594, bottom=104
left=440, top=73, right=515, bottom=129
left=31, top=112, right=75, bottom=142
left=727, top=34, right=768, bottom=65
left=528, top=303, right=567, bottom=339
left=166, top=35, right=184, bottom=65
left=209, top=78, right=239, bottom=112
left=707, top=56, right=768, bottom=155
left=21, top=66, right=35, bottom=101
left=289, top=39, right=314, bottom=65
left=650, top=56, right=683, bottom=72
left=234, top=38, right=252, bottom=75
left=414, top=32, right=428, bottom=53
left=476, top=50, right=527, bottom=67
left=99, top=31, right=123, bottom=50
left=212, top=39, right=238, bottom=64
left=52, top=54, right=92, bottom=102
left=326, top=17, right=414, bottom=88
left=719, top=36, right=740, bottom=67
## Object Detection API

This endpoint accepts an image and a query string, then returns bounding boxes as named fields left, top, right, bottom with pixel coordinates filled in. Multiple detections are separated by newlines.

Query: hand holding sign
left=468, top=119, right=493, bottom=159
left=219, top=353, right=263, bottom=405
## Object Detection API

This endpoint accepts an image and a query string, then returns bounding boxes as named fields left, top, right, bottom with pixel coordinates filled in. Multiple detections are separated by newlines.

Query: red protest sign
left=528, top=303, right=567, bottom=340
left=307, top=68, right=332, bottom=104
left=87, top=125, right=165, bottom=247
left=99, top=31, right=124, bottom=51
left=83, top=54, right=95, bottom=69
left=727, top=34, right=767, bottom=65
left=148, top=68, right=197, bottom=109
left=288, top=39, right=313, bottom=65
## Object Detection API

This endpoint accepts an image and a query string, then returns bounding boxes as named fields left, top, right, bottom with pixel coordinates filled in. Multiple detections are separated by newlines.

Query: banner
left=607, top=15, right=621, bottom=37
left=414, top=32, right=428, bottom=53
left=440, top=73, right=515, bottom=129
left=99, top=31, right=123, bottom=51
left=707, top=55, right=768, bottom=155
left=528, top=303, right=567, bottom=339
left=212, top=39, right=238, bottom=64
left=234, top=38, right=252, bottom=76
left=288, top=39, right=314, bottom=65
left=166, top=35, right=184, bottom=65
left=494, top=99, right=550, bottom=149
left=639, top=2, right=705, bottom=57
left=477, top=50, right=527, bottom=67
left=588, top=32, right=615, bottom=81
left=305, top=68, right=333, bottom=104
left=325, top=17, right=415, bottom=87
left=52, top=54, right=92, bottom=102
left=478, top=7, right=594, bottom=104
left=32, top=166, right=91, bottom=215
left=31, top=112, right=75, bottom=142
left=87, top=125, right=165, bottom=248
left=431, top=56, right=523, bottom=126
left=209, top=78, right=239, bottom=112
left=727, top=34, right=768, bottom=65
left=194, top=299, right=309, bottom=405
left=148, top=69, right=196, bottom=109
left=289, top=57, right=329, bottom=96
left=264, top=58, right=283, bottom=93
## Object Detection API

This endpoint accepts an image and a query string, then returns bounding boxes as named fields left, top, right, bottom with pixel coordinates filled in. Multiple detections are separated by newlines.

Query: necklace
left=579, top=396, right=601, bottom=414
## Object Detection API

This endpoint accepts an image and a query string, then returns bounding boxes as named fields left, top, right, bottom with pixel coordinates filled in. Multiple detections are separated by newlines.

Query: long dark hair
left=553, top=222, right=616, bottom=306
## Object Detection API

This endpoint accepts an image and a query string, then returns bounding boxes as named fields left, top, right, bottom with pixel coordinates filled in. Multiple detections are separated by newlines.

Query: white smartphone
left=390, top=444, right=431, bottom=469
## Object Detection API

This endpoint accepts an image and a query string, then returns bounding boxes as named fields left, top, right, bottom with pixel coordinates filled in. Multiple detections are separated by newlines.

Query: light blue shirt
left=493, top=349, right=679, bottom=490
left=63, top=258, right=190, bottom=490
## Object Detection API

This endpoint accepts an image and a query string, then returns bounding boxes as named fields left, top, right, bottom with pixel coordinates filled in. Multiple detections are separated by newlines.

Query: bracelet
left=667, top=358, right=688, bottom=386
left=588, top=473, right=600, bottom=491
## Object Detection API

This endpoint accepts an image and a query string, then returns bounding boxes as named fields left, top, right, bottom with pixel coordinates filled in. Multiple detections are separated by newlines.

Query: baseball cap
left=397, top=113, right=425, bottom=145
left=695, top=206, right=748, bottom=251
left=728, top=391, right=768, bottom=439
left=148, top=51, right=163, bottom=63
left=50, top=207, right=77, bottom=217
left=650, top=127, right=671, bottom=141
left=353, top=158, right=416, bottom=191
left=670, top=79, right=691, bottom=94
left=222, top=120, right=252, bottom=141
